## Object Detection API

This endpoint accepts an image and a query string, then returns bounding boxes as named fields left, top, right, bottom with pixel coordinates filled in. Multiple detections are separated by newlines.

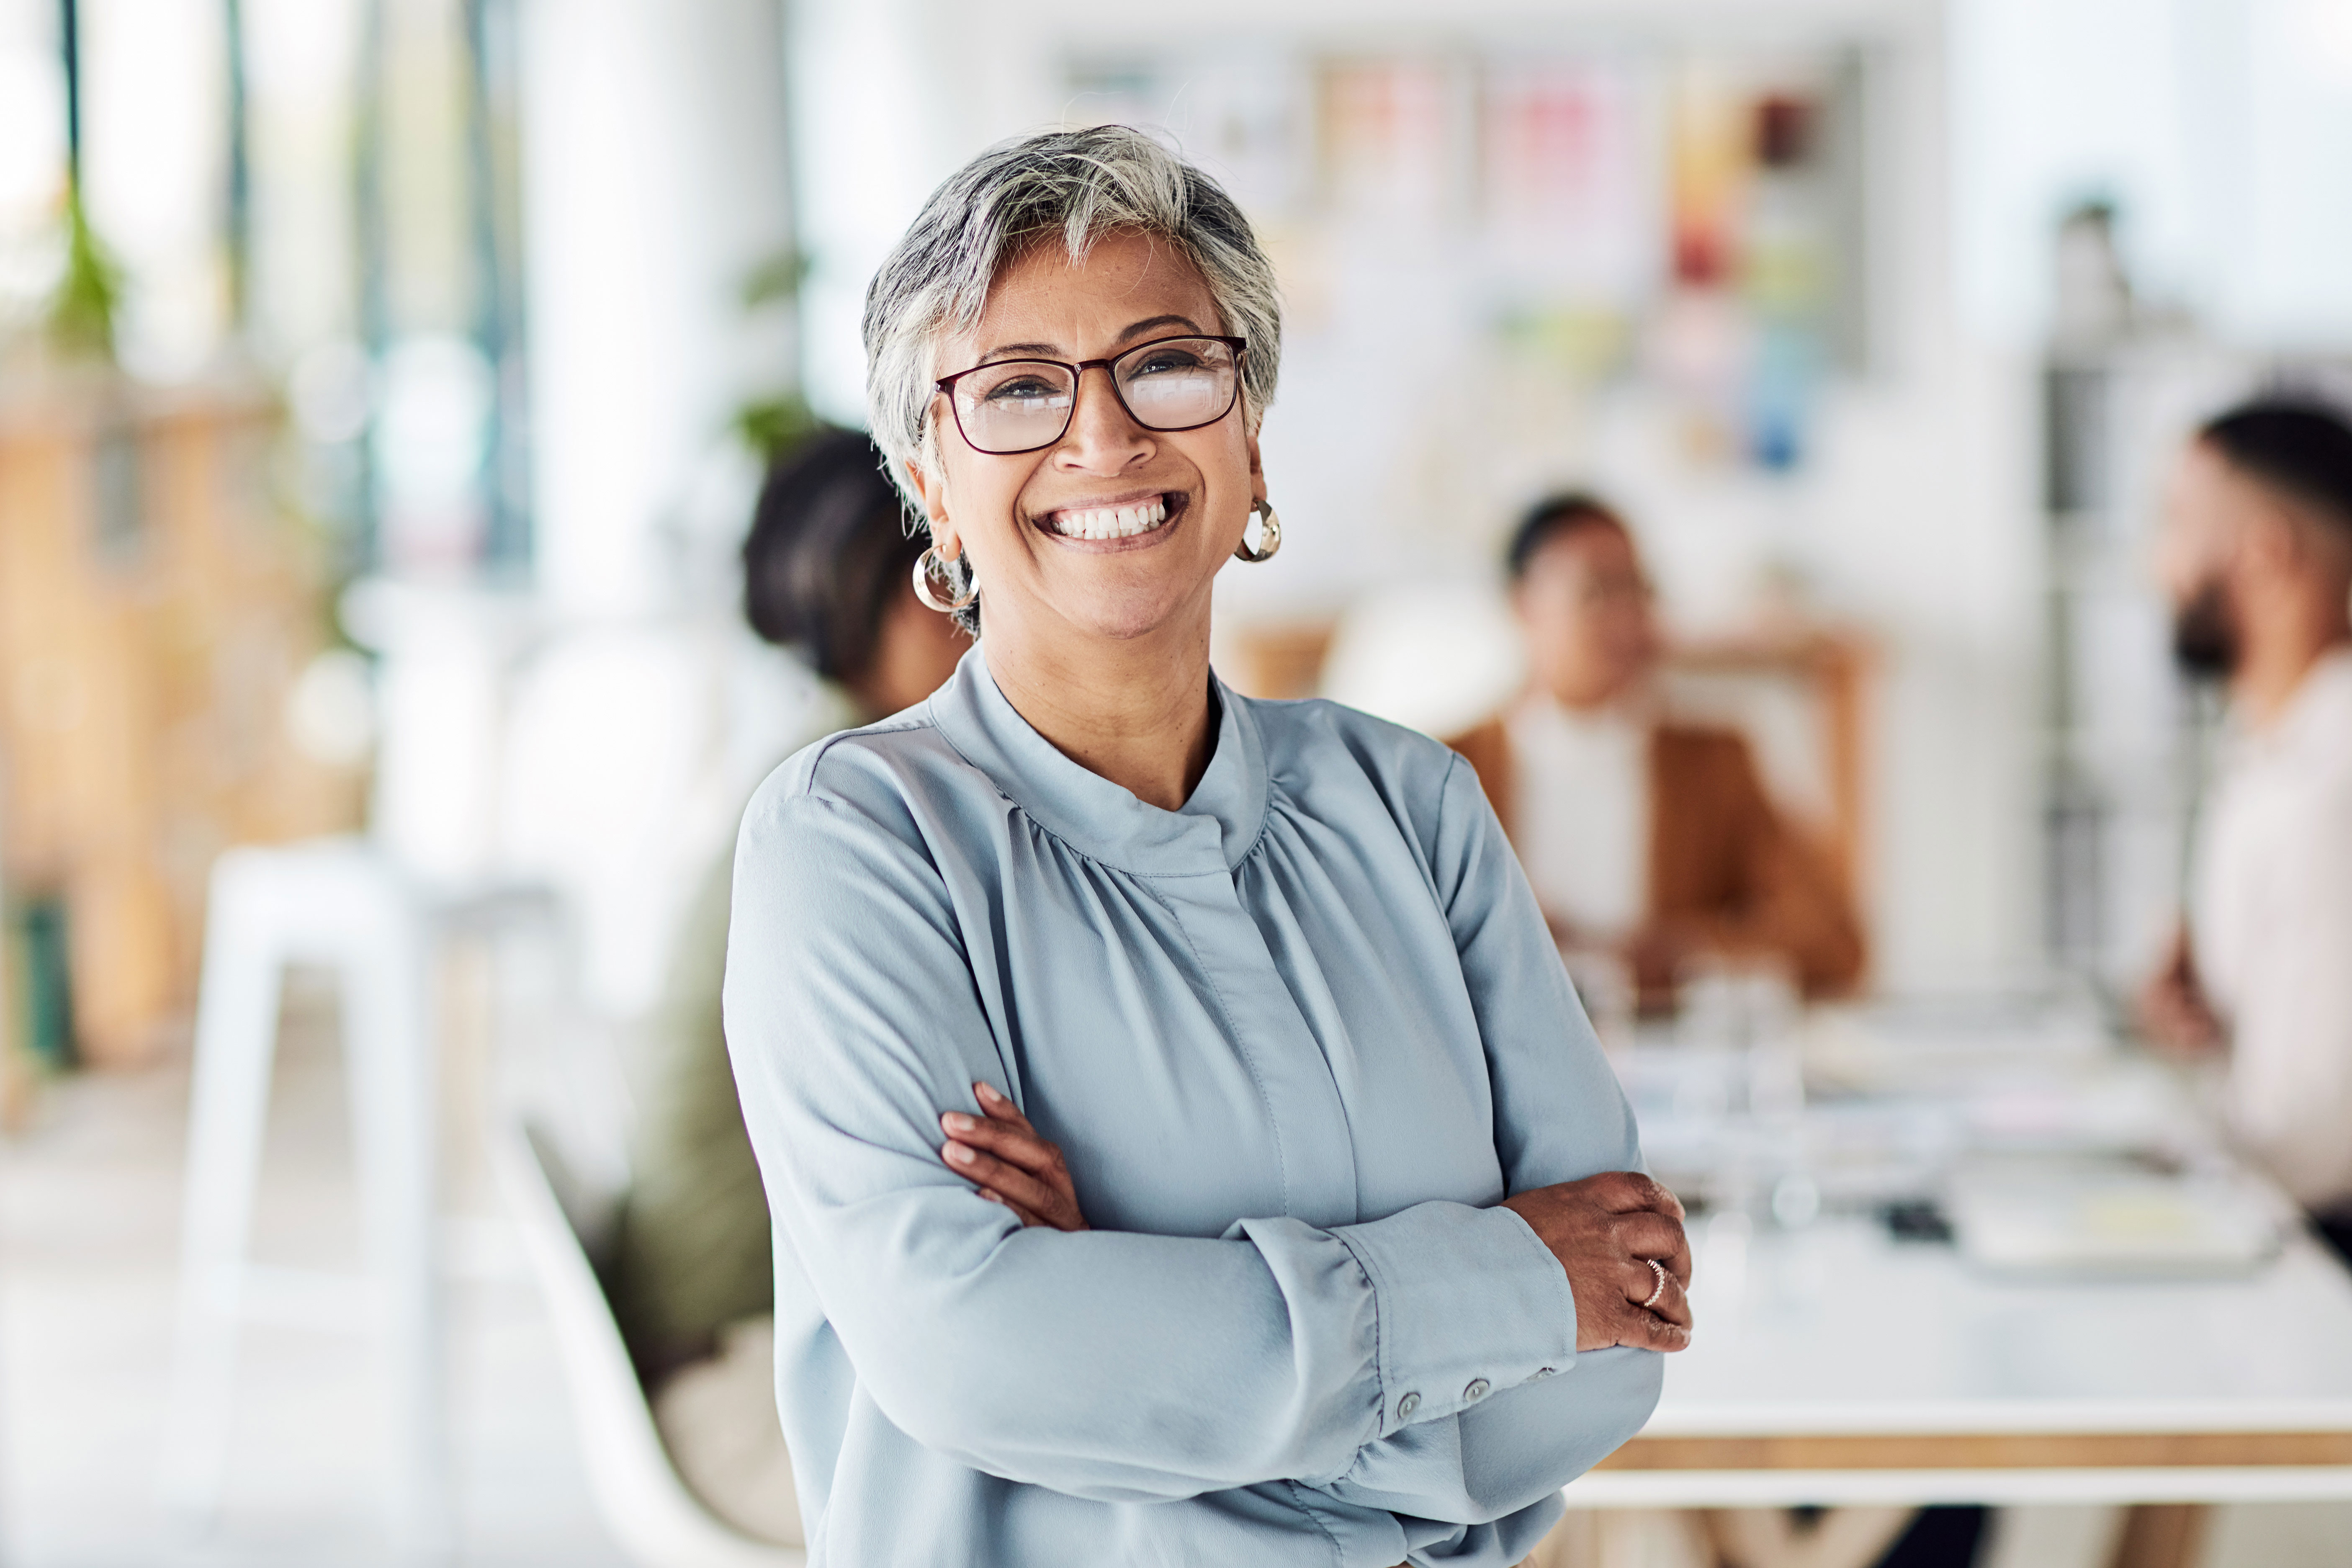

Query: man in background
left=1450, top=494, right=1865, bottom=1012
left=2142, top=398, right=2352, bottom=1262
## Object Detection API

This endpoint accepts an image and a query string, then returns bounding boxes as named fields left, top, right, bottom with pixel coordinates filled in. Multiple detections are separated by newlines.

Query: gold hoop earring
left=1234, top=499, right=1282, bottom=563
left=912, top=545, right=978, bottom=613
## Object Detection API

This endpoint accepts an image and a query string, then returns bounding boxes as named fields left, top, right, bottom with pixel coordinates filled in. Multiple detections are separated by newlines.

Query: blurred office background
left=1, top=0, right=2350, bottom=1564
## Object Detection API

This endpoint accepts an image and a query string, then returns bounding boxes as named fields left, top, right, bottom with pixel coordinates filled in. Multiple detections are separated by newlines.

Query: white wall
left=81, top=0, right=230, bottom=378
left=1954, top=0, right=2352, bottom=348
left=517, top=0, right=794, bottom=617
left=783, top=0, right=959, bottom=427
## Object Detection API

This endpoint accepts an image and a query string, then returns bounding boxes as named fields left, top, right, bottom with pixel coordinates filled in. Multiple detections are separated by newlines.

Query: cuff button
left=1396, top=1391, right=1421, bottom=1420
left=1463, top=1378, right=1491, bottom=1402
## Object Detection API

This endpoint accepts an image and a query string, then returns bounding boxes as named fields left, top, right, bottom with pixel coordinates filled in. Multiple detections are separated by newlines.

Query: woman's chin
left=1051, top=579, right=1209, bottom=646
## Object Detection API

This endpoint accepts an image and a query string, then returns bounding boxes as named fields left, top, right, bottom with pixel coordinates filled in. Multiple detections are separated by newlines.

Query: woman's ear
left=905, top=457, right=960, bottom=559
left=1245, top=425, right=1266, bottom=510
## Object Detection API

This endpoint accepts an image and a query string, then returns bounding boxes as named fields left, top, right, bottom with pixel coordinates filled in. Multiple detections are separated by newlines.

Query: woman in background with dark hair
left=739, top=429, right=974, bottom=723
left=605, top=428, right=965, bottom=1544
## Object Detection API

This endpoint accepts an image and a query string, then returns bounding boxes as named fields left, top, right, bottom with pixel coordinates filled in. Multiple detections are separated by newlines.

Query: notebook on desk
left=1948, top=1163, right=2284, bottom=1279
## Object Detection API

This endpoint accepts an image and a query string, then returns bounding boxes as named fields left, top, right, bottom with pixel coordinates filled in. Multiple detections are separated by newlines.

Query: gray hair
left=862, top=126, right=1282, bottom=528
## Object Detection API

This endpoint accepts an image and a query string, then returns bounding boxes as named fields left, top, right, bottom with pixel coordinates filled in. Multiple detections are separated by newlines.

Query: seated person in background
left=1458, top=498, right=1970, bottom=1568
left=2140, top=398, right=2352, bottom=1263
left=1448, top=494, right=1864, bottom=1011
left=605, top=428, right=966, bottom=1542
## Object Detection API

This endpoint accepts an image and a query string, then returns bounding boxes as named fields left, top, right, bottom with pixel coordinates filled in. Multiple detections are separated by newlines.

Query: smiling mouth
left=1040, top=492, right=1181, bottom=542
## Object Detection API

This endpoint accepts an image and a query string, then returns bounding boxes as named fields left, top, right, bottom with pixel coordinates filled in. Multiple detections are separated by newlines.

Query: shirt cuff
left=1333, top=1200, right=1579, bottom=1437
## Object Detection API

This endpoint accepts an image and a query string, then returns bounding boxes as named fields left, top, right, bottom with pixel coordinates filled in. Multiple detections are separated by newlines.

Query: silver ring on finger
left=1642, top=1257, right=1669, bottom=1311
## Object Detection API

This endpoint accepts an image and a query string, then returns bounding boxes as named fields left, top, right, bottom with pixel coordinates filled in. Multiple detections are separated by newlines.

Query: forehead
left=2169, top=440, right=2269, bottom=526
left=1526, top=519, right=1639, bottom=577
left=962, top=229, right=1220, bottom=352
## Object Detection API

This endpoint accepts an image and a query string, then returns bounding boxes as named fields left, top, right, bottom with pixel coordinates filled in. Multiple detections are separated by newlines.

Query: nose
left=1054, top=363, right=1154, bottom=474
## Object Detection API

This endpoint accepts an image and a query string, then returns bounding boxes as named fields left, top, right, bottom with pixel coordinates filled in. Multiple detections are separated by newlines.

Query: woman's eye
left=983, top=377, right=1064, bottom=404
left=1132, top=351, right=1205, bottom=378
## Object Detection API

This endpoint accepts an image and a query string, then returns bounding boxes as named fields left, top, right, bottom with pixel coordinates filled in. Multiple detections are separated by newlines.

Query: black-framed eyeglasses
left=934, top=335, right=1247, bottom=456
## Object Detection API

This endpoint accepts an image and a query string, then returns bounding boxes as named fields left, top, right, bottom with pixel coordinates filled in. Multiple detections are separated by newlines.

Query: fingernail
left=942, top=1112, right=977, bottom=1133
left=943, top=1142, right=975, bottom=1165
left=975, top=1082, right=1005, bottom=1104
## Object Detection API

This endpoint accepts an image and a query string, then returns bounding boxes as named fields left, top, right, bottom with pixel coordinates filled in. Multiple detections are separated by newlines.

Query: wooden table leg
left=2108, top=1504, right=2211, bottom=1568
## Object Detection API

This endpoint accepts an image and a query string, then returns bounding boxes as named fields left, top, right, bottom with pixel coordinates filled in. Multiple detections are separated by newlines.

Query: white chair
left=162, top=838, right=447, bottom=1547
left=162, top=837, right=558, bottom=1552
left=490, top=1115, right=803, bottom=1568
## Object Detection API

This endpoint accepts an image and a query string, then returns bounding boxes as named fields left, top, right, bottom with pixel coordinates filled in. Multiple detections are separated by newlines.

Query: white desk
left=1565, top=1217, right=2352, bottom=1509
left=1561, top=1024, right=2352, bottom=1568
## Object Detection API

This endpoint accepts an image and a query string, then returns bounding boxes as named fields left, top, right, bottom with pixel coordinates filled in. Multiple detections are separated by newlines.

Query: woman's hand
left=1502, top=1171, right=1692, bottom=1353
left=2137, top=924, right=2224, bottom=1057
left=940, top=1082, right=1089, bottom=1231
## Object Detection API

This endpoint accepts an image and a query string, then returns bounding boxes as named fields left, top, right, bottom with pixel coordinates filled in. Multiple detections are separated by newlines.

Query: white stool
left=162, top=838, right=450, bottom=1550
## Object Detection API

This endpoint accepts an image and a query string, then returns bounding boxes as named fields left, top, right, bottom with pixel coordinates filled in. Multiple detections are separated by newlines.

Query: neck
left=982, top=608, right=1217, bottom=812
left=1536, top=677, right=1639, bottom=717
left=2233, top=588, right=2352, bottom=730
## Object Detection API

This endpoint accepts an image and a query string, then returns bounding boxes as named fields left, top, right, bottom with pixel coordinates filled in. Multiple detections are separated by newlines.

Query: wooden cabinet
left=0, top=371, right=364, bottom=1068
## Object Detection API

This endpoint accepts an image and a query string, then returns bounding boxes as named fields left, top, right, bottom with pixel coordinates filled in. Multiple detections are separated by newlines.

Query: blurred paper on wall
left=1482, top=56, right=1650, bottom=294
left=1185, top=51, right=1310, bottom=221
left=1317, top=57, right=1460, bottom=229
left=1061, top=49, right=1310, bottom=223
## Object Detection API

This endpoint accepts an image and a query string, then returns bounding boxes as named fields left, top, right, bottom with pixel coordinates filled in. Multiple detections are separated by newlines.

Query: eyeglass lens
left=951, top=337, right=1239, bottom=454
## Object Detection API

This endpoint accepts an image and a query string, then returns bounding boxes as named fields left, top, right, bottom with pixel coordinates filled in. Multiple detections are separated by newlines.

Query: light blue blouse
left=725, top=649, right=1660, bottom=1567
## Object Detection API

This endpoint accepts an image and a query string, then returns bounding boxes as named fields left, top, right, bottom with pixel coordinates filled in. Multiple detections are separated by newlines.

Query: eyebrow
left=976, top=314, right=1208, bottom=364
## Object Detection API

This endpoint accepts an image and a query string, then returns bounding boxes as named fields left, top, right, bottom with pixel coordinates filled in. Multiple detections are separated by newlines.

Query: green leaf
left=46, top=181, right=123, bottom=363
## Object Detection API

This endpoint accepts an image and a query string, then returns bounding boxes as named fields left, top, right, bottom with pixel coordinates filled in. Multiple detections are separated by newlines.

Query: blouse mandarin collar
left=926, top=647, right=1270, bottom=875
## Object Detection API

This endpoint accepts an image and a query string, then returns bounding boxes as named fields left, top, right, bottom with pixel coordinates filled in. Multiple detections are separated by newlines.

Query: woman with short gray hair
left=725, top=125, right=1686, bottom=1567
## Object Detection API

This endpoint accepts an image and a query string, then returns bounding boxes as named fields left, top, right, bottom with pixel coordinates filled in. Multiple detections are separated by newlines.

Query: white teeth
left=1049, top=497, right=1169, bottom=541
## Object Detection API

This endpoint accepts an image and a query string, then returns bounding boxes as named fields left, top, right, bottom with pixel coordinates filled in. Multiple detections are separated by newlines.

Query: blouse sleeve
left=1314, top=754, right=1662, bottom=1527
left=724, top=773, right=1584, bottom=1505
left=1430, top=752, right=1647, bottom=1192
